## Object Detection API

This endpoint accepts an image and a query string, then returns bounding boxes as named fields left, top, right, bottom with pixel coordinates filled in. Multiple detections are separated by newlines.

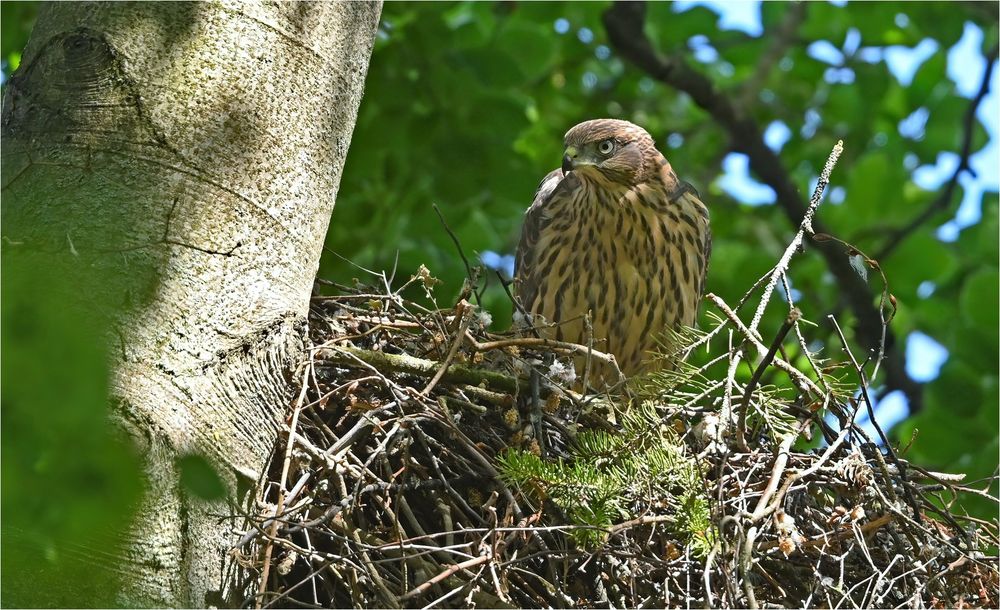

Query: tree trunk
left=1, top=1, right=381, bottom=605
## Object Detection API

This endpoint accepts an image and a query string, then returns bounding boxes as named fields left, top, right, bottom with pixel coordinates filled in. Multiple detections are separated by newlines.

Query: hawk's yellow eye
left=598, top=139, right=615, bottom=155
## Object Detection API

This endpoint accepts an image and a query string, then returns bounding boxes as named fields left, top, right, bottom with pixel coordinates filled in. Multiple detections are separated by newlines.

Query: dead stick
left=749, top=434, right=795, bottom=523
left=758, top=514, right=893, bottom=551
left=737, top=308, right=800, bottom=450
left=399, top=555, right=491, bottom=602
left=707, top=294, right=822, bottom=398
left=423, top=300, right=474, bottom=396
left=256, top=361, right=311, bottom=608
left=317, top=345, right=520, bottom=394
left=466, top=334, right=622, bottom=377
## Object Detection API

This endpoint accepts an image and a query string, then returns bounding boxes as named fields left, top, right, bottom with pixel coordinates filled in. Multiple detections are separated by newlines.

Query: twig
left=758, top=513, right=894, bottom=552
left=256, top=360, right=312, bottom=608
left=721, top=328, right=742, bottom=439
left=256, top=263, right=1000, bottom=608
left=496, top=270, right=540, bottom=339
left=466, top=334, right=622, bottom=375
left=398, top=555, right=491, bottom=602
left=783, top=274, right=834, bottom=397
left=318, top=345, right=520, bottom=394
left=707, top=293, right=823, bottom=398
left=706, top=140, right=842, bottom=445
left=606, top=514, right=675, bottom=535
left=755, top=425, right=850, bottom=523
left=738, top=308, right=800, bottom=450
left=828, top=314, right=923, bottom=523
left=811, top=232, right=895, bottom=381
left=749, top=434, right=796, bottom=523
left=740, top=525, right=759, bottom=609
left=749, top=141, right=843, bottom=336
left=422, top=300, right=475, bottom=395
left=431, top=203, right=482, bottom=304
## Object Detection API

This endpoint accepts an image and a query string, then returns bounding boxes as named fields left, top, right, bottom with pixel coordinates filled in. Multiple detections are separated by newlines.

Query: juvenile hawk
left=514, top=119, right=711, bottom=384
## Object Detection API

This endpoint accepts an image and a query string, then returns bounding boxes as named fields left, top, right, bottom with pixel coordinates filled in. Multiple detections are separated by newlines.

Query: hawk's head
left=561, top=119, right=663, bottom=186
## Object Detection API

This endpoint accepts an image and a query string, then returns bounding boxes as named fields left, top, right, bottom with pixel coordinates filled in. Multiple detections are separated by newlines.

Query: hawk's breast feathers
left=514, top=119, right=711, bottom=381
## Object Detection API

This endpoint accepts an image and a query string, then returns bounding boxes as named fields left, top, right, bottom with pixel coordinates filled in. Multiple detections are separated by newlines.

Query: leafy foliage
left=2, top=255, right=143, bottom=608
left=498, top=402, right=713, bottom=552
left=0, top=1, right=36, bottom=75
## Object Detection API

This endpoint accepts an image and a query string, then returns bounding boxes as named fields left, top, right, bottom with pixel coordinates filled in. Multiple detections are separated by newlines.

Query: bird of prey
left=514, top=119, right=711, bottom=386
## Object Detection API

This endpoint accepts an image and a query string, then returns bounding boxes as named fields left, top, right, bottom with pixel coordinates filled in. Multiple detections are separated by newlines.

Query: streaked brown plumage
left=514, top=119, right=711, bottom=384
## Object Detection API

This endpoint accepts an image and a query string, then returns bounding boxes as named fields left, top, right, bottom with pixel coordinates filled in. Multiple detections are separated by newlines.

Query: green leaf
left=838, top=152, right=907, bottom=227
left=177, top=454, right=227, bottom=501
left=949, top=324, right=1000, bottom=372
left=847, top=2, right=899, bottom=43
left=497, top=21, right=558, bottom=82
left=959, top=267, right=999, bottom=330
left=653, top=5, right=719, bottom=46
left=905, top=4, right=966, bottom=45
left=443, top=2, right=496, bottom=46
left=825, top=83, right=866, bottom=128
left=800, top=3, right=851, bottom=43
left=899, top=406, right=988, bottom=466
left=918, top=94, right=970, bottom=156
left=908, top=50, right=948, bottom=106
left=0, top=1, right=36, bottom=66
left=2, top=256, right=143, bottom=608
left=760, top=1, right=789, bottom=31
left=957, top=191, right=999, bottom=262
left=926, top=358, right=983, bottom=418
left=882, top=232, right=958, bottom=297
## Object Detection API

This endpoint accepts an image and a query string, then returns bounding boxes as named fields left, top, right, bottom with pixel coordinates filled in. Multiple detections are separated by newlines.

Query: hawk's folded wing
left=513, top=168, right=564, bottom=314
left=671, top=180, right=712, bottom=300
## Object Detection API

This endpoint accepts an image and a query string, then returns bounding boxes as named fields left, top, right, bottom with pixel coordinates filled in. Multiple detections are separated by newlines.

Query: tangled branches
left=236, top=143, right=998, bottom=608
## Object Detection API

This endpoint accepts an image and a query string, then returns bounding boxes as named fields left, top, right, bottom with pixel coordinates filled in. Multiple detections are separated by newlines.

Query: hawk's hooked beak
left=562, top=145, right=595, bottom=174
left=562, top=145, right=577, bottom=173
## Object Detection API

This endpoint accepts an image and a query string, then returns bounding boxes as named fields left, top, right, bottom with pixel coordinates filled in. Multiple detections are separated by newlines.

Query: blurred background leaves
left=2, top=255, right=143, bottom=608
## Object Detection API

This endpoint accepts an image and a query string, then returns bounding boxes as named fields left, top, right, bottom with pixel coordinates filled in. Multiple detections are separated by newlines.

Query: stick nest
left=234, top=265, right=997, bottom=609
left=240, top=145, right=996, bottom=609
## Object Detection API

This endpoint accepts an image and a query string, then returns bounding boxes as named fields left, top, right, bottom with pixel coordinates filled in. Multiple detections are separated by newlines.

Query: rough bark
left=1, top=1, right=381, bottom=605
